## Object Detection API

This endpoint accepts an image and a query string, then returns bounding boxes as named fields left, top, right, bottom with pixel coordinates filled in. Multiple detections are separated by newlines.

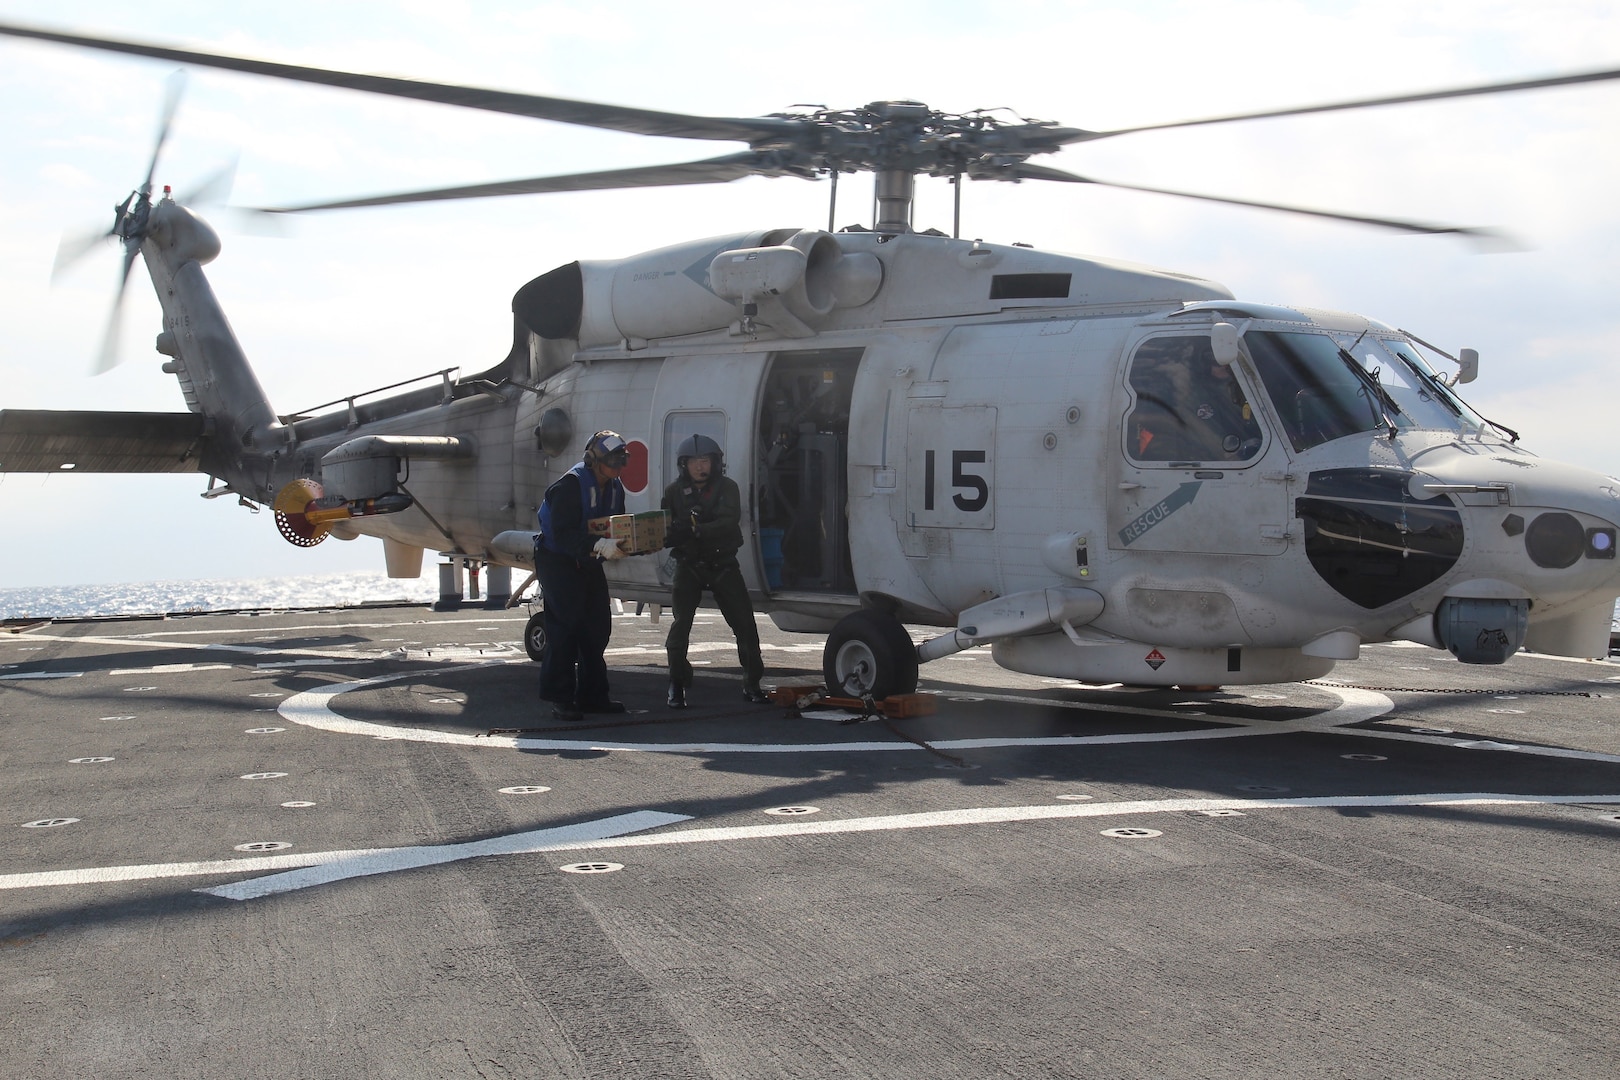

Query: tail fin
left=144, top=195, right=281, bottom=492
left=0, top=194, right=283, bottom=499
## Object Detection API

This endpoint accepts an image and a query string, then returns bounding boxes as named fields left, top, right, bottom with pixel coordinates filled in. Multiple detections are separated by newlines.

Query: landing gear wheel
left=523, top=609, right=547, bottom=663
left=823, top=609, right=918, bottom=699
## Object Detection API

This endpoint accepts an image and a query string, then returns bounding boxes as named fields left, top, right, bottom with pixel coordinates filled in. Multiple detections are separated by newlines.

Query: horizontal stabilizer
left=0, top=410, right=206, bottom=473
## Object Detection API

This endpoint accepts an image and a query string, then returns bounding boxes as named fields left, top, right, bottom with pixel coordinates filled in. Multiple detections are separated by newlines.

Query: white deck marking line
left=21, top=633, right=274, bottom=654
left=0, top=811, right=686, bottom=896
left=0, top=671, right=83, bottom=680
left=1333, top=725, right=1620, bottom=765
left=544, top=793, right=1620, bottom=853
left=280, top=665, right=1368, bottom=752
left=10, top=795, right=1613, bottom=899
left=107, top=663, right=235, bottom=676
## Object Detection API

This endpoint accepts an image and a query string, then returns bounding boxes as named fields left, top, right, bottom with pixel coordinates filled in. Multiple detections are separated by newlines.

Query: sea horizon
left=0, top=569, right=446, bottom=621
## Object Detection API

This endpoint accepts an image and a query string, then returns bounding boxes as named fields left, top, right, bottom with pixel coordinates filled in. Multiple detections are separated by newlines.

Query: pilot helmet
left=676, top=433, right=724, bottom=474
left=583, top=430, right=630, bottom=468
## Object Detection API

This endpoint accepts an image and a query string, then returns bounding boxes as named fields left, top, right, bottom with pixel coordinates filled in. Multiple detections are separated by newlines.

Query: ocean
left=1, top=570, right=1615, bottom=632
left=0, top=570, right=443, bottom=621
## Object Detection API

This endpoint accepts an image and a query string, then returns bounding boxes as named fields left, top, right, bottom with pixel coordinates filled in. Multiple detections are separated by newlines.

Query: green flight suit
left=662, top=473, right=764, bottom=688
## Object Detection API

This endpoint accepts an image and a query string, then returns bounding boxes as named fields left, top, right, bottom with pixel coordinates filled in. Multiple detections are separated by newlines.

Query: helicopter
left=2, top=20, right=1618, bottom=697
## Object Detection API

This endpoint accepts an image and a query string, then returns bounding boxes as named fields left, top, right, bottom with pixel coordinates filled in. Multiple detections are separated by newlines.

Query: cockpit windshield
left=1367, top=337, right=1488, bottom=435
left=1246, top=330, right=1487, bottom=451
left=1245, top=331, right=1388, bottom=452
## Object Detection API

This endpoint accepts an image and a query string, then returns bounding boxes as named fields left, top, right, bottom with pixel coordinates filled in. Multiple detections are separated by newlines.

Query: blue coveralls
left=536, top=462, right=625, bottom=708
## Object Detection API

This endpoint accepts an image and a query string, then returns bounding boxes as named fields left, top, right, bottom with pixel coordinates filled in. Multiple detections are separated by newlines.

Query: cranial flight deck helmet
left=583, top=430, right=630, bottom=468
left=676, top=433, right=724, bottom=474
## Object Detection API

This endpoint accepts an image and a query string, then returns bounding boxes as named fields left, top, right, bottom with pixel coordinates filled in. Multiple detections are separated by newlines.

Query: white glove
left=592, top=537, right=627, bottom=561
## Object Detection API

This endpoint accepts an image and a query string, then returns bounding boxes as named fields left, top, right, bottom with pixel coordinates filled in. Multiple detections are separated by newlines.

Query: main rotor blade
left=0, top=21, right=797, bottom=145
left=1066, top=65, right=1620, bottom=143
left=1007, top=163, right=1517, bottom=246
left=252, top=152, right=790, bottom=213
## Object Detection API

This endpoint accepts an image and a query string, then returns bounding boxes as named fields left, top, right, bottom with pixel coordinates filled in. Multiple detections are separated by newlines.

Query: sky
left=1, top=0, right=1617, bottom=588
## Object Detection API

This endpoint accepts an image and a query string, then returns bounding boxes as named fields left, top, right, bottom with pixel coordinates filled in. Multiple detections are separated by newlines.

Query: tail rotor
left=48, top=71, right=233, bottom=375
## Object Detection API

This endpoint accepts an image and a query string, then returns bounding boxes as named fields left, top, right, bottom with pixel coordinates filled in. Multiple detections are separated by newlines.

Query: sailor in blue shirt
left=535, top=430, right=633, bottom=721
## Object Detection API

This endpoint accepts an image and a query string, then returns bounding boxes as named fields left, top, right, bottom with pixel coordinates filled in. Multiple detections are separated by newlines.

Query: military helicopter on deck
left=2, top=21, right=1618, bottom=696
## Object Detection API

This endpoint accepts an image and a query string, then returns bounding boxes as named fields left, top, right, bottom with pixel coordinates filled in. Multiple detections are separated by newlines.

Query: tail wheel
left=823, top=609, right=918, bottom=698
left=524, top=609, right=547, bottom=663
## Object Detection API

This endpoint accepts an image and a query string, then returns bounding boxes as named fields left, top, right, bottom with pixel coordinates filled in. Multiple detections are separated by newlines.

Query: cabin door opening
left=756, top=348, right=861, bottom=594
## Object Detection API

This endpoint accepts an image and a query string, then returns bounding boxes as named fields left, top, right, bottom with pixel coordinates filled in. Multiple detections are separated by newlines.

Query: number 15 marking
left=923, top=449, right=991, bottom=512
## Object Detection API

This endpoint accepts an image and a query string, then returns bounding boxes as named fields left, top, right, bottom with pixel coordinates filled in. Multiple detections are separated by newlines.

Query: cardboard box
left=586, top=510, right=668, bottom=555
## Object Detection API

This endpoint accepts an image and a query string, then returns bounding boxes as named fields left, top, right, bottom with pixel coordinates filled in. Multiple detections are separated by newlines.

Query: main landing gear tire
left=823, top=609, right=919, bottom=699
left=524, top=609, right=547, bottom=663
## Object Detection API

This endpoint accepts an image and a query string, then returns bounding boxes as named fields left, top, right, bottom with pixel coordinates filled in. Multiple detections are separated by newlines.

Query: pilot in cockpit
left=1129, top=336, right=1263, bottom=463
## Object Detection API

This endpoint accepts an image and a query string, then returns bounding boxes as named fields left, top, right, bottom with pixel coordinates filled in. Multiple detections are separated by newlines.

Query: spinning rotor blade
left=0, top=21, right=797, bottom=144
left=143, top=69, right=186, bottom=194
left=176, top=157, right=239, bottom=207
left=52, top=222, right=116, bottom=279
left=94, top=242, right=141, bottom=376
left=82, top=75, right=190, bottom=375
left=52, top=77, right=186, bottom=282
left=1065, top=65, right=1620, bottom=143
left=1007, top=163, right=1517, bottom=247
left=252, top=152, right=792, bottom=213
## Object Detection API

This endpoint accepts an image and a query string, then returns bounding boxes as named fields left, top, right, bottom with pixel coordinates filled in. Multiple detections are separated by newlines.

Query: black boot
left=742, top=681, right=769, bottom=705
left=666, top=681, right=688, bottom=709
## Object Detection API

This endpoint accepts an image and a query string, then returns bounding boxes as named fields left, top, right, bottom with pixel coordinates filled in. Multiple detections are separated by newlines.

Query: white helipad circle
left=1101, top=827, right=1162, bottom=838
left=245, top=727, right=285, bottom=735
left=69, top=757, right=114, bottom=764
left=274, top=665, right=1394, bottom=756
left=234, top=841, right=293, bottom=852
left=281, top=801, right=316, bottom=808
left=499, top=785, right=552, bottom=795
left=239, top=772, right=289, bottom=780
left=22, top=818, right=78, bottom=828
left=763, top=805, right=820, bottom=816
left=250, top=692, right=284, bottom=698
left=559, top=862, right=623, bottom=874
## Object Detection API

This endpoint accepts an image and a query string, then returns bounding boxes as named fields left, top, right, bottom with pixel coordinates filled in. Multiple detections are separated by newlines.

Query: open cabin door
left=756, top=348, right=861, bottom=596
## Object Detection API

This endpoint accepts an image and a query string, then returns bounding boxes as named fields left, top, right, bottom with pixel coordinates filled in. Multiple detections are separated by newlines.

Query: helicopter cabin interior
left=754, top=348, right=859, bottom=596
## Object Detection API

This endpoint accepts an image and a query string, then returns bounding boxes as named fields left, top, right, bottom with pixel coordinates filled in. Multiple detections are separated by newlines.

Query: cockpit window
left=1245, top=331, right=1388, bottom=452
left=1374, top=339, right=1487, bottom=434
left=1126, top=335, right=1264, bottom=464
